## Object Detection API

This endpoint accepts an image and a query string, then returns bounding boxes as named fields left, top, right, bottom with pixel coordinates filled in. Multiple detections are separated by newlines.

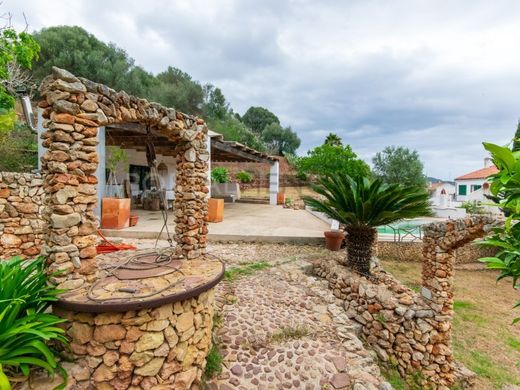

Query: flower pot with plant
left=102, top=146, right=130, bottom=229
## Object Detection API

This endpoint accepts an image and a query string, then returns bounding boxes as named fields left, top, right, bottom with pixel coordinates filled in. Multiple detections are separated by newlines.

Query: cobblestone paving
left=205, top=243, right=387, bottom=390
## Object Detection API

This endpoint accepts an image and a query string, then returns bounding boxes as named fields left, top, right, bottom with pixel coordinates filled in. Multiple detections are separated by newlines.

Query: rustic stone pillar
left=421, top=216, right=493, bottom=387
left=40, top=68, right=100, bottom=288
left=174, top=125, right=209, bottom=259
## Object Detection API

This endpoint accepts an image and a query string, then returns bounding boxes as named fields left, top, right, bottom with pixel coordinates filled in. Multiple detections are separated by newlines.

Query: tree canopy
left=241, top=106, right=280, bottom=135
left=261, top=123, right=300, bottom=155
left=324, top=133, right=342, bottom=147
left=372, top=146, right=427, bottom=187
left=295, top=135, right=370, bottom=179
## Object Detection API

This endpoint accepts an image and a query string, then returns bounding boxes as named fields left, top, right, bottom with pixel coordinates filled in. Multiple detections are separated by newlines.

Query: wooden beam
left=107, top=122, right=148, bottom=134
left=211, top=140, right=273, bottom=164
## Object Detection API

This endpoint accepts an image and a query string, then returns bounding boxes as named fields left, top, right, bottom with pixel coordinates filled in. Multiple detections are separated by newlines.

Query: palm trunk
left=345, top=225, right=376, bottom=276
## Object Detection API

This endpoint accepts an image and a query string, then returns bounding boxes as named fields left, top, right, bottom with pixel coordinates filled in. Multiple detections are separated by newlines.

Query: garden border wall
left=0, top=172, right=45, bottom=259
left=314, top=216, right=493, bottom=389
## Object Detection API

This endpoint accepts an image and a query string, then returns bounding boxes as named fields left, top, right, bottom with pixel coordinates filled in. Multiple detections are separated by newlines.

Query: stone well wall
left=0, top=172, right=45, bottom=259
left=314, top=216, right=493, bottom=389
left=54, top=290, right=215, bottom=390
left=376, top=240, right=497, bottom=264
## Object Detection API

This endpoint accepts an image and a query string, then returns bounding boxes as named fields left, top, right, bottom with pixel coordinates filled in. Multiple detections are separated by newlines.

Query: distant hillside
left=428, top=177, right=454, bottom=185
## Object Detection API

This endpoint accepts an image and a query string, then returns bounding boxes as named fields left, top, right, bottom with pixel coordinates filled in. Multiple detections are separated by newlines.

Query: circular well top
left=55, top=250, right=224, bottom=313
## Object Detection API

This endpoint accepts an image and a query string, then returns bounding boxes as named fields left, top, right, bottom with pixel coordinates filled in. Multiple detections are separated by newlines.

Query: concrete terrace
left=100, top=203, right=331, bottom=244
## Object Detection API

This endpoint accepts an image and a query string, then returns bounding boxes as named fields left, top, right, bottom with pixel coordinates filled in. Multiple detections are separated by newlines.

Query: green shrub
left=211, top=167, right=229, bottom=183
left=461, top=200, right=484, bottom=215
left=0, top=257, right=68, bottom=389
left=235, top=170, right=253, bottom=183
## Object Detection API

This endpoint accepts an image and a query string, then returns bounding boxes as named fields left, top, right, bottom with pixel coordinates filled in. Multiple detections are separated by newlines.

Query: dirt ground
left=381, top=260, right=520, bottom=390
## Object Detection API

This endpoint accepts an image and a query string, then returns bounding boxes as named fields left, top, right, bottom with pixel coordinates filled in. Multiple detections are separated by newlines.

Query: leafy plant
left=295, top=142, right=370, bottom=180
left=478, top=141, right=520, bottom=323
left=211, top=167, right=230, bottom=184
left=106, top=146, right=128, bottom=198
left=0, top=256, right=68, bottom=389
left=204, top=345, right=223, bottom=379
left=235, top=170, right=253, bottom=184
left=460, top=200, right=484, bottom=215
left=0, top=122, right=37, bottom=172
left=303, top=173, right=431, bottom=275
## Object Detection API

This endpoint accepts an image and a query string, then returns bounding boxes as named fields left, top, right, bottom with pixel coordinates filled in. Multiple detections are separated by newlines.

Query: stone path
left=204, top=243, right=387, bottom=390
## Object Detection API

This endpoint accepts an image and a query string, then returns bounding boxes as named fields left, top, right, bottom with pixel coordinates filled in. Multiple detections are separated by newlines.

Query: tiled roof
left=455, top=166, right=498, bottom=180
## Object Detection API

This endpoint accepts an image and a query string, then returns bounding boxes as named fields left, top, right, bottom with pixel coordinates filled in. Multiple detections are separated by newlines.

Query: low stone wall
left=314, top=216, right=493, bottom=389
left=0, top=172, right=45, bottom=259
left=54, top=289, right=215, bottom=390
left=376, top=240, right=497, bottom=264
left=314, top=260, right=457, bottom=388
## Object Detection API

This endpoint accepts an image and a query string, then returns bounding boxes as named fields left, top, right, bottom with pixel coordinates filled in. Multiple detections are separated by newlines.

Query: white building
left=454, top=158, right=498, bottom=203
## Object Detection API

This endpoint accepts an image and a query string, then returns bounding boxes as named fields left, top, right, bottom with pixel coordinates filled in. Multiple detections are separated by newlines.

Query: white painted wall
left=455, top=178, right=487, bottom=202
left=105, top=148, right=177, bottom=201
left=430, top=182, right=456, bottom=206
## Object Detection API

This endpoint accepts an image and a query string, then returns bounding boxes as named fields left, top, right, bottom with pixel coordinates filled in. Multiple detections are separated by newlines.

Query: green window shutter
left=458, top=184, right=467, bottom=195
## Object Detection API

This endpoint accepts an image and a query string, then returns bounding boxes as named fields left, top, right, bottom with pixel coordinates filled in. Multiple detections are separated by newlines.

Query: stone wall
left=54, top=290, right=215, bottom=390
left=0, top=172, right=45, bottom=259
left=376, top=240, right=497, bottom=264
left=38, top=67, right=209, bottom=284
left=314, top=216, right=493, bottom=389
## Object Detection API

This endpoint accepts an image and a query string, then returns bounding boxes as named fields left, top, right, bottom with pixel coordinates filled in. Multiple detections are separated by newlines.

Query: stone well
left=54, top=250, right=223, bottom=389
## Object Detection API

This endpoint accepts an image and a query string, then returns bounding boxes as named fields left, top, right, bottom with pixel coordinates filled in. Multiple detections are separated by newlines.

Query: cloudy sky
left=6, top=0, right=520, bottom=179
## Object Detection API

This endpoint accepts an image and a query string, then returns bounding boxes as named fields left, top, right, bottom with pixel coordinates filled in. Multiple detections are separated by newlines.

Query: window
left=458, top=184, right=467, bottom=196
left=471, top=184, right=482, bottom=192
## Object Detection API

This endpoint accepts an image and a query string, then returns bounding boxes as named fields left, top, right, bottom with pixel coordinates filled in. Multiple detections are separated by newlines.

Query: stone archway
left=38, top=67, right=210, bottom=286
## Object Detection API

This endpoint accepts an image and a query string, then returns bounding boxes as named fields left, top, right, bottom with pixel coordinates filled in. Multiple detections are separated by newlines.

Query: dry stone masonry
left=0, top=172, right=44, bottom=259
left=54, top=289, right=215, bottom=389
left=314, top=216, right=493, bottom=389
left=37, top=66, right=209, bottom=286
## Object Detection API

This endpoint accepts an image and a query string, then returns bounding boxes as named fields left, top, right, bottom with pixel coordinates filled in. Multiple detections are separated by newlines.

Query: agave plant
left=0, top=256, right=68, bottom=390
left=304, top=173, right=432, bottom=275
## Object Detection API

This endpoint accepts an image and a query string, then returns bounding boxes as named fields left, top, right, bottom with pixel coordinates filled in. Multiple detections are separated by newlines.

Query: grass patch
left=453, top=300, right=487, bottom=326
left=224, top=261, right=271, bottom=281
left=204, top=345, right=223, bottom=379
left=466, top=350, right=518, bottom=386
left=268, top=325, right=310, bottom=343
left=507, top=336, right=520, bottom=353
left=213, top=313, right=223, bottom=330
left=380, top=366, right=427, bottom=390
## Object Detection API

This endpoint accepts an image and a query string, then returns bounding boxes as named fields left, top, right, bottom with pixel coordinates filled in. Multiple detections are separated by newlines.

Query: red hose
left=96, top=230, right=137, bottom=254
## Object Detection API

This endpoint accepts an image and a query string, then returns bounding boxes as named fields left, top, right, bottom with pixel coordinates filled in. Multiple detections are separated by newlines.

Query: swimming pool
left=376, top=219, right=434, bottom=240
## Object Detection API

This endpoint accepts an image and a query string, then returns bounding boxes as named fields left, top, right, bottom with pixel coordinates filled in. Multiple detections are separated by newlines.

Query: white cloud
left=5, top=0, right=520, bottom=179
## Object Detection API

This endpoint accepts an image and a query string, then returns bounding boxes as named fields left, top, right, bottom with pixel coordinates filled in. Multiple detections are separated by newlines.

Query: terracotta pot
left=324, top=230, right=346, bottom=251
left=208, top=198, right=224, bottom=223
left=129, top=215, right=139, bottom=227
left=277, top=192, right=285, bottom=205
left=101, top=198, right=131, bottom=229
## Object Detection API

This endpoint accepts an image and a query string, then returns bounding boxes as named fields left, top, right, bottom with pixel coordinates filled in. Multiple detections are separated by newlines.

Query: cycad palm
left=303, top=173, right=432, bottom=275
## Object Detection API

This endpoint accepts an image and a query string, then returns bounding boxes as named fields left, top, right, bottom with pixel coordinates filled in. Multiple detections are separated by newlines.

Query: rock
left=175, top=311, right=194, bottom=333
left=80, top=100, right=98, bottom=112
left=129, top=350, right=154, bottom=367
left=0, top=234, right=22, bottom=248
left=134, top=357, right=164, bottom=377
left=68, top=322, right=93, bottom=344
left=92, top=363, right=116, bottom=382
left=52, top=66, right=79, bottom=83
left=184, top=148, right=196, bottom=162
left=173, top=367, right=197, bottom=388
left=93, top=324, right=126, bottom=343
left=94, top=313, right=123, bottom=325
left=135, top=332, right=164, bottom=352
left=330, top=373, right=351, bottom=389
left=50, top=213, right=81, bottom=228
left=50, top=78, right=86, bottom=93
left=57, top=278, right=84, bottom=290
left=164, top=326, right=179, bottom=347
left=53, top=100, right=80, bottom=115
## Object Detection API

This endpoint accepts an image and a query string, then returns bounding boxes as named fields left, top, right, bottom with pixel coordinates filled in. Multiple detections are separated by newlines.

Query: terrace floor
left=100, top=203, right=331, bottom=244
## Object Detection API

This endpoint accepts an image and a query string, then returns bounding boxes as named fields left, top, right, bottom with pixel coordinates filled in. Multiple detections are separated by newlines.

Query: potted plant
left=101, top=146, right=130, bottom=229
left=324, top=230, right=346, bottom=251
